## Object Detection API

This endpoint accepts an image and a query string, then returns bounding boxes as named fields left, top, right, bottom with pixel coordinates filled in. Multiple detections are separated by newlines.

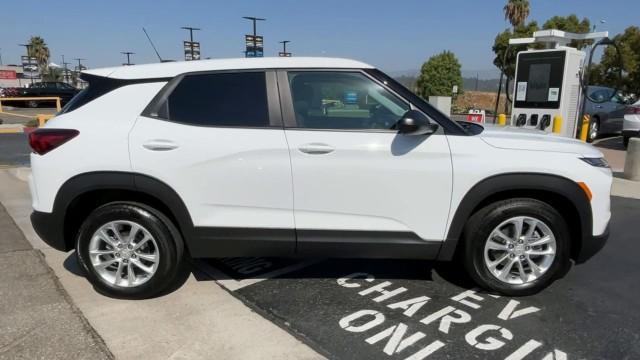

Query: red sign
left=0, top=70, right=17, bottom=80
left=467, top=110, right=486, bottom=123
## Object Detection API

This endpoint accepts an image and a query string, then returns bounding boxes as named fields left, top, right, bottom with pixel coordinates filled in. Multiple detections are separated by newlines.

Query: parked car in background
left=583, top=86, right=628, bottom=142
left=18, top=82, right=79, bottom=108
left=0, top=86, right=20, bottom=98
left=623, top=99, right=640, bottom=148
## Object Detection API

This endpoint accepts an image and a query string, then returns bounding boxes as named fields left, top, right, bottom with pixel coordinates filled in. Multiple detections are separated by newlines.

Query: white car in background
left=623, top=100, right=640, bottom=148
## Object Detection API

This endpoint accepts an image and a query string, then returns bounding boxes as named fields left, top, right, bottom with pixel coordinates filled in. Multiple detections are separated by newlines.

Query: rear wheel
left=462, top=198, right=570, bottom=296
left=27, top=100, right=39, bottom=108
left=75, top=202, right=184, bottom=299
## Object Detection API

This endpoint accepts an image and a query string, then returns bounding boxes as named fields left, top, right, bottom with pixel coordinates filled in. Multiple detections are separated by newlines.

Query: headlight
left=580, top=157, right=609, bottom=168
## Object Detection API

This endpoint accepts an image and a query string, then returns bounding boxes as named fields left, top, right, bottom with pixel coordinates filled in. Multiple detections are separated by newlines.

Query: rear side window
left=60, top=74, right=169, bottom=115
left=162, top=72, right=269, bottom=127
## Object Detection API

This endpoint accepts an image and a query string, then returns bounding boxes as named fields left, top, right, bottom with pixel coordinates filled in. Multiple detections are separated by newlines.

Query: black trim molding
left=437, top=173, right=593, bottom=261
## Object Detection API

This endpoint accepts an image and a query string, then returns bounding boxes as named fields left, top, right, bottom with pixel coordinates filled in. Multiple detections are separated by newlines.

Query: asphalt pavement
left=199, top=196, right=640, bottom=360
left=0, top=134, right=29, bottom=167
left=0, top=202, right=112, bottom=360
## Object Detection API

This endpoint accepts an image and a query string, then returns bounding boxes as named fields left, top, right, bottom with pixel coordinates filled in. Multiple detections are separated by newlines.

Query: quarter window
left=288, top=71, right=409, bottom=130
left=164, top=72, right=270, bottom=127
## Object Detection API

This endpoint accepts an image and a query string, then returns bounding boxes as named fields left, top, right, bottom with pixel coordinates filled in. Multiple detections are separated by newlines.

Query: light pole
left=278, top=40, right=291, bottom=57
left=121, top=51, right=134, bottom=65
left=61, top=55, right=71, bottom=83
left=181, top=26, right=201, bottom=60
left=73, top=58, right=86, bottom=87
left=0, top=48, right=3, bottom=66
left=18, top=43, right=34, bottom=84
left=243, top=16, right=265, bottom=57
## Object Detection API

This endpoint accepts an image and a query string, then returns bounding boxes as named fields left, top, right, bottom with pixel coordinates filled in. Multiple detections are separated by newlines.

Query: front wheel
left=462, top=198, right=570, bottom=296
left=75, top=202, right=185, bottom=299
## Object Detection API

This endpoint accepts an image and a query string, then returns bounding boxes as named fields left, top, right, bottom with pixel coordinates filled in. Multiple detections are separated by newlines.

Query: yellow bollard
left=55, top=98, right=62, bottom=112
left=552, top=115, right=563, bottom=134
left=579, top=115, right=590, bottom=142
left=36, top=114, right=55, bottom=127
left=498, top=113, right=507, bottom=126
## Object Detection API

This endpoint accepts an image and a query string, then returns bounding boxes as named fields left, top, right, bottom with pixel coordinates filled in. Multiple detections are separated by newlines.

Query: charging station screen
left=514, top=51, right=566, bottom=109
left=527, top=64, right=551, bottom=102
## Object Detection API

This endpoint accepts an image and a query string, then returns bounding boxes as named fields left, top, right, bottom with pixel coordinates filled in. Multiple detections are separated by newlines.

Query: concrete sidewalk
left=0, top=203, right=112, bottom=360
left=0, top=168, right=323, bottom=360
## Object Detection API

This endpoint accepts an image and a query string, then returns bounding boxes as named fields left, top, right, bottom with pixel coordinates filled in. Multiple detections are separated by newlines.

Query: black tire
left=27, top=100, right=39, bottom=108
left=75, top=202, right=185, bottom=299
left=462, top=198, right=570, bottom=296
left=586, top=118, right=599, bottom=143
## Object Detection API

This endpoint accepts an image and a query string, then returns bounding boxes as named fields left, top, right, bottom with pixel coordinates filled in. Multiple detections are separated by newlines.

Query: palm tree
left=27, top=36, right=50, bottom=77
left=503, top=0, right=530, bottom=28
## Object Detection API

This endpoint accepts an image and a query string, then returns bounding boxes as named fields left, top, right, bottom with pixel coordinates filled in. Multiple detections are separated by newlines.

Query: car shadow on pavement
left=594, top=136, right=625, bottom=150
left=195, top=257, right=479, bottom=290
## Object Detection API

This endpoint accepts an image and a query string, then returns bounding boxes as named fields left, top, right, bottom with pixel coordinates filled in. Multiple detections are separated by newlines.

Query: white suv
left=28, top=57, right=611, bottom=298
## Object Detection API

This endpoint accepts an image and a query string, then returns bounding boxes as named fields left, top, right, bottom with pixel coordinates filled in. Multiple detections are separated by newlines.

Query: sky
left=1, top=0, right=638, bottom=77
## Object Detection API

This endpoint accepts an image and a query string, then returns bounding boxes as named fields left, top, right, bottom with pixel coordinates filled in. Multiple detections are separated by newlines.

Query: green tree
left=592, top=26, right=640, bottom=96
left=492, top=21, right=540, bottom=79
left=503, top=0, right=530, bottom=28
left=42, top=67, right=63, bottom=82
left=416, top=51, right=462, bottom=98
left=27, top=36, right=50, bottom=77
left=543, top=15, right=592, bottom=49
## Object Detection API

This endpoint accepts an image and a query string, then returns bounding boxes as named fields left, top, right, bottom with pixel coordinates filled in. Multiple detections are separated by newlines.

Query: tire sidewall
left=466, top=199, right=570, bottom=295
left=76, top=203, right=179, bottom=299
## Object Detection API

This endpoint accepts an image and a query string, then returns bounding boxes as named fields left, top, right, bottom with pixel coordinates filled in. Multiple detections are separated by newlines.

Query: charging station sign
left=467, top=110, right=486, bottom=123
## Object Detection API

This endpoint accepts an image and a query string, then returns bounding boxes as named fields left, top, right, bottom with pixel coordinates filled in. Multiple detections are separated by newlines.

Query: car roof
left=83, top=57, right=375, bottom=80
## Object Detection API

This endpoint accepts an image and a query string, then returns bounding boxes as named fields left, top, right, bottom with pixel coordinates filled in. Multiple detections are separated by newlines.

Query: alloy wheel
left=88, top=220, right=159, bottom=287
left=589, top=121, right=599, bottom=141
left=483, top=216, right=556, bottom=285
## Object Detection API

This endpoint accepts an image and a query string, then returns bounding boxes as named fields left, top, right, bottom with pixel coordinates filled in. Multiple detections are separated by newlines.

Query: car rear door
left=129, top=70, right=295, bottom=256
left=278, top=69, right=453, bottom=258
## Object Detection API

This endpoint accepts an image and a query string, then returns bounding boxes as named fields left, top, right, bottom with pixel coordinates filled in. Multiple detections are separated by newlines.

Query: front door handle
left=298, top=143, right=335, bottom=155
left=142, top=140, right=179, bottom=151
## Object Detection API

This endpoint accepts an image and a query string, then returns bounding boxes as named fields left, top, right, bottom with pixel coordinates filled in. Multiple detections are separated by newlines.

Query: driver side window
left=288, top=71, right=409, bottom=130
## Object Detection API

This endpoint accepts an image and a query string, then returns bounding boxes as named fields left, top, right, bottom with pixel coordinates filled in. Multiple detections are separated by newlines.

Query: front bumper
left=575, top=225, right=609, bottom=263
left=31, top=210, right=70, bottom=252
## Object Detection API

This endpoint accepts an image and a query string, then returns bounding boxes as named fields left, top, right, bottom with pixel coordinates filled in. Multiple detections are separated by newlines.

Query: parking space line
left=192, top=258, right=324, bottom=291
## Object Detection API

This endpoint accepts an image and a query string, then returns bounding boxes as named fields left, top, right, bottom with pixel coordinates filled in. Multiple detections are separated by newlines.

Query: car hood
left=478, top=124, right=603, bottom=157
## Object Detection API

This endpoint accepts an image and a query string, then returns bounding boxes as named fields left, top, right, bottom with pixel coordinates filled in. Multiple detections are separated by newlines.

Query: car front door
left=129, top=70, right=295, bottom=256
left=278, top=70, right=453, bottom=257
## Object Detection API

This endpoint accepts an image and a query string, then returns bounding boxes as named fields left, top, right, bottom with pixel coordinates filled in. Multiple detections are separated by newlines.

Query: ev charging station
left=508, top=30, right=610, bottom=138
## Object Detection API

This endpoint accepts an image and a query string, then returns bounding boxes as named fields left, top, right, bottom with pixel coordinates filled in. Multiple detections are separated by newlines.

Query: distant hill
left=392, top=75, right=506, bottom=93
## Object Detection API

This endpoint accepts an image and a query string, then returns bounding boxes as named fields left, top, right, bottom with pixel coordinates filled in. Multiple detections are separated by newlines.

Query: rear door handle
left=142, top=140, right=179, bottom=151
left=298, top=143, right=335, bottom=155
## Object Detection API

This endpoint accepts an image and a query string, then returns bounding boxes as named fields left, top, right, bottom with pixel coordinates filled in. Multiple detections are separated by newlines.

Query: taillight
left=626, top=106, right=640, bottom=115
left=28, top=129, right=79, bottom=155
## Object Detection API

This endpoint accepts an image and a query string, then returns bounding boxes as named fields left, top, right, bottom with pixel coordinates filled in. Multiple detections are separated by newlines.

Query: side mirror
left=396, top=110, right=438, bottom=135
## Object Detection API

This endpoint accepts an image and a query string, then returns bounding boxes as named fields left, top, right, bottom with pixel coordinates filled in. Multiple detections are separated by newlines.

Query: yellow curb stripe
left=0, top=128, right=24, bottom=134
